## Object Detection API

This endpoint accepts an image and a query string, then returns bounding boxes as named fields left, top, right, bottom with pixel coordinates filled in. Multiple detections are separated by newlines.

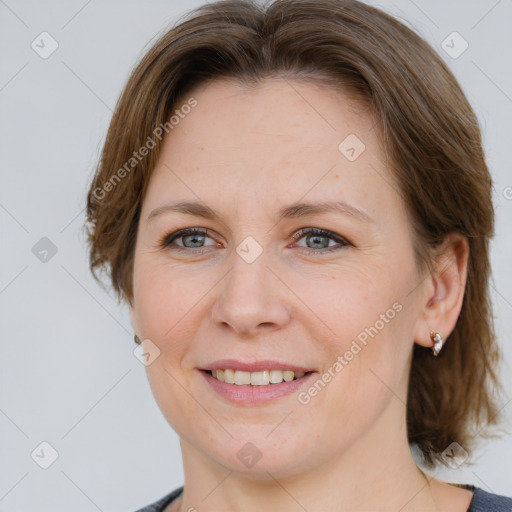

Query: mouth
left=198, top=360, right=317, bottom=405
left=202, top=368, right=313, bottom=385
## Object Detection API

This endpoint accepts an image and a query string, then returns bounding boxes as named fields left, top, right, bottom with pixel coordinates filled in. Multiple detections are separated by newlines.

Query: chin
left=199, top=426, right=324, bottom=480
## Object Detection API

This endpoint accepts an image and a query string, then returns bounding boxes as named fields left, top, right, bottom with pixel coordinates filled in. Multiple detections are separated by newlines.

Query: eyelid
left=290, top=227, right=350, bottom=244
left=159, top=227, right=217, bottom=248
left=289, top=227, right=352, bottom=253
left=159, top=226, right=352, bottom=254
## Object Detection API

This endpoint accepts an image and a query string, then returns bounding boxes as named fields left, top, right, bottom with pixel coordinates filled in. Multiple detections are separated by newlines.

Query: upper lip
left=200, top=359, right=315, bottom=373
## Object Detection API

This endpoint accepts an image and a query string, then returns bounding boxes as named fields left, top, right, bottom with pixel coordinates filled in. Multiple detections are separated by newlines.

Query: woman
left=85, top=0, right=512, bottom=510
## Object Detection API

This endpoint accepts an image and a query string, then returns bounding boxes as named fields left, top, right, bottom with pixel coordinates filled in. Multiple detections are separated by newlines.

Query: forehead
left=143, top=77, right=400, bottom=223
left=172, top=77, right=377, bottom=151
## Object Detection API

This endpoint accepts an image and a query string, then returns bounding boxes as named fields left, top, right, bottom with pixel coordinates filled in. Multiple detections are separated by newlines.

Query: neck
left=176, top=399, right=439, bottom=512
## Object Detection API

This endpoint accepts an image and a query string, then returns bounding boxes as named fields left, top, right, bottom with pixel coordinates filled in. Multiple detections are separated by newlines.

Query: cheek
left=131, top=258, right=217, bottom=401
left=298, top=305, right=411, bottom=458
left=289, top=259, right=402, bottom=346
left=298, top=259, right=414, bottom=404
left=132, top=259, right=205, bottom=344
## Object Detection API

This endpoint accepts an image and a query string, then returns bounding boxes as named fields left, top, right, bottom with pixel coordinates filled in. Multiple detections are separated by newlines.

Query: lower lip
left=200, top=370, right=316, bottom=405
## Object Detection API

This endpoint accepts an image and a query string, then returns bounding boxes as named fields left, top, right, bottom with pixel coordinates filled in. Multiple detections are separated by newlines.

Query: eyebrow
left=147, top=200, right=374, bottom=224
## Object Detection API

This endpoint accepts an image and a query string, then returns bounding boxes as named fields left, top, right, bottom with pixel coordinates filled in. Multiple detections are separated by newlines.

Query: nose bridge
left=212, top=237, right=291, bottom=334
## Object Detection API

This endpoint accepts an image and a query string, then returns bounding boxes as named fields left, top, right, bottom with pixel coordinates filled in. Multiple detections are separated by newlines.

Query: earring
left=430, top=331, right=444, bottom=356
left=134, top=334, right=142, bottom=345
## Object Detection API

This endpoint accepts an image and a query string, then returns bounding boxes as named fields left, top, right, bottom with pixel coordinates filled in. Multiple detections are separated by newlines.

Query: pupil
left=308, top=234, right=328, bottom=249
left=185, top=234, right=204, bottom=248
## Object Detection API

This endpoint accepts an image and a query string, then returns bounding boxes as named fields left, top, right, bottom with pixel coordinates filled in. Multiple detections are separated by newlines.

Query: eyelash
left=158, top=227, right=352, bottom=255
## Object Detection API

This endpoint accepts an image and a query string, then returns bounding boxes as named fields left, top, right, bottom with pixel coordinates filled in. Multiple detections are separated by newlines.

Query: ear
left=129, top=302, right=141, bottom=338
left=413, top=232, right=469, bottom=350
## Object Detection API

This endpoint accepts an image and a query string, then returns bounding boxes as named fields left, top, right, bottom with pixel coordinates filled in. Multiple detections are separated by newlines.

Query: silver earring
left=134, top=334, right=142, bottom=345
left=430, top=331, right=444, bottom=356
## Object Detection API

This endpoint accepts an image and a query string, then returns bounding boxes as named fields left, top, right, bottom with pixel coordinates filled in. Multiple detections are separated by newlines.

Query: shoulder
left=132, top=486, right=184, bottom=512
left=129, top=485, right=512, bottom=512
left=468, top=486, right=512, bottom=512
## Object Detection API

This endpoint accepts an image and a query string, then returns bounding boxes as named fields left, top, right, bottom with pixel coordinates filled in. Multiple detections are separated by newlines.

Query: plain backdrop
left=0, top=0, right=511, bottom=510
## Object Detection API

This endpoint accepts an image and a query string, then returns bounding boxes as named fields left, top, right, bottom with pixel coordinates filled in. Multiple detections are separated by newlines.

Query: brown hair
left=84, top=0, right=502, bottom=466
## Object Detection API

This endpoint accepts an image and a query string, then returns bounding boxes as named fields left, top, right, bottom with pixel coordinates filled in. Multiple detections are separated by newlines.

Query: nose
left=210, top=248, right=292, bottom=337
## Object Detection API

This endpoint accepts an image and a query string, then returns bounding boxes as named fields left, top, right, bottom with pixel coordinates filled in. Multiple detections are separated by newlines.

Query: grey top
left=133, top=485, right=512, bottom=512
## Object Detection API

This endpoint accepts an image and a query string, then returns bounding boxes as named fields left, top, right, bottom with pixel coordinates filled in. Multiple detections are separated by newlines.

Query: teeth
left=250, top=371, right=270, bottom=386
left=283, top=370, right=294, bottom=382
left=209, top=369, right=307, bottom=385
left=269, top=370, right=284, bottom=383
left=224, top=369, right=235, bottom=383
left=234, top=370, right=251, bottom=385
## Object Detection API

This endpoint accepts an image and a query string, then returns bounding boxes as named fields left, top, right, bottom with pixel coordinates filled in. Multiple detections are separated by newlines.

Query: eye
left=290, top=228, right=351, bottom=254
left=159, top=227, right=351, bottom=254
left=159, top=228, right=218, bottom=252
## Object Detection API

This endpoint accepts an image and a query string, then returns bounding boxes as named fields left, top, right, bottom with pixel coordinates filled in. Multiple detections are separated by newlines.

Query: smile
left=206, top=369, right=309, bottom=385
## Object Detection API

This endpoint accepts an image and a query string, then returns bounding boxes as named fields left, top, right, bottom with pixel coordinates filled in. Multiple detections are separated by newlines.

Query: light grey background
left=0, top=0, right=511, bottom=510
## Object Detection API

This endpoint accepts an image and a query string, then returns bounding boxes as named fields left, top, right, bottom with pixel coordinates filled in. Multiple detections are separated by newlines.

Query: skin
left=130, top=78, right=473, bottom=511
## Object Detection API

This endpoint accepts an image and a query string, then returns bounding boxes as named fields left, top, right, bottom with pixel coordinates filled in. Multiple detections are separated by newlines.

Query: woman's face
left=131, top=78, right=428, bottom=478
